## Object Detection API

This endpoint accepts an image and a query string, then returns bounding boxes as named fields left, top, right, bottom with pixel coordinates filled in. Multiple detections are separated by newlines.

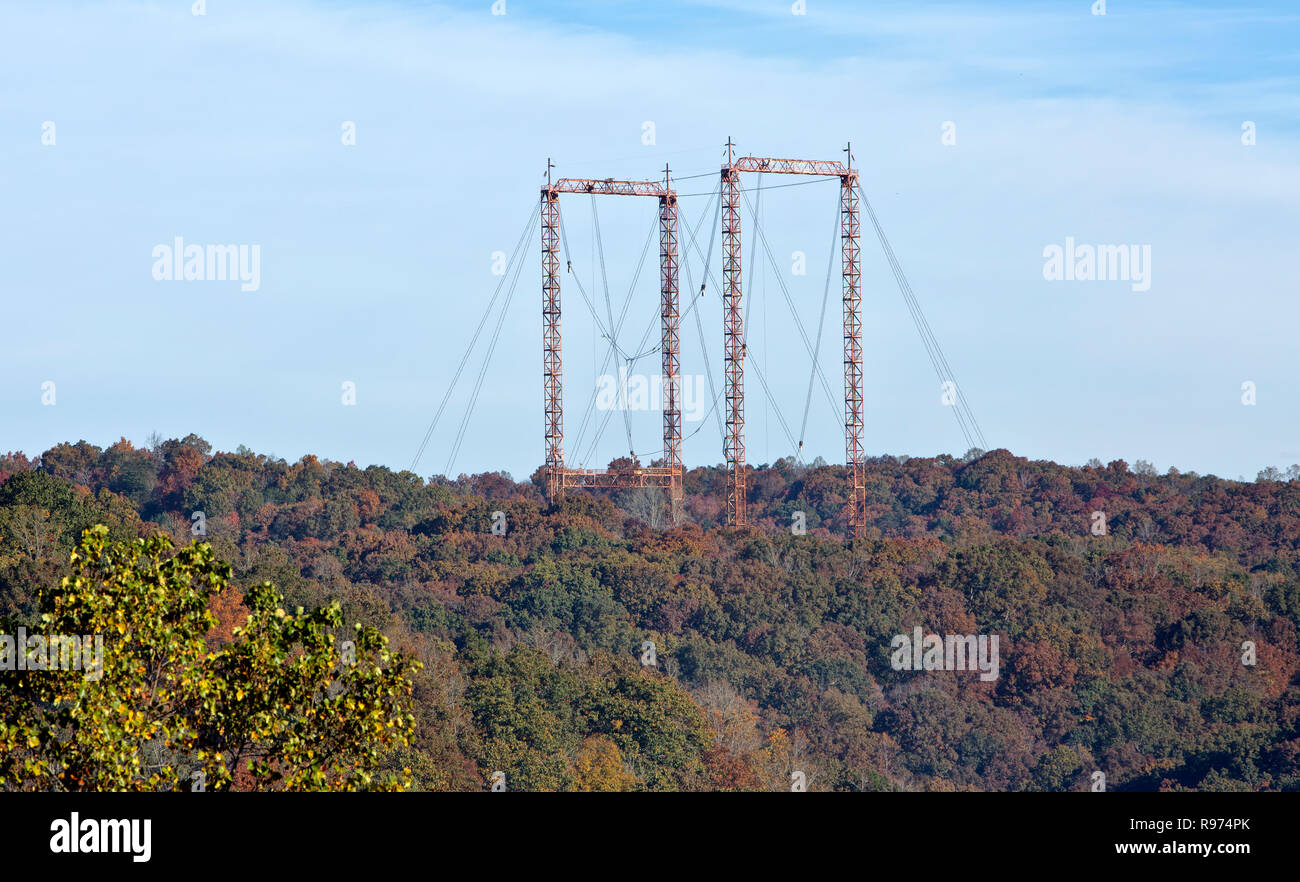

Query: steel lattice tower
left=542, top=159, right=563, bottom=500
left=541, top=165, right=682, bottom=520
left=659, top=164, right=683, bottom=520
left=721, top=138, right=747, bottom=528
left=720, top=143, right=865, bottom=538
left=543, top=143, right=864, bottom=539
left=840, top=154, right=865, bottom=537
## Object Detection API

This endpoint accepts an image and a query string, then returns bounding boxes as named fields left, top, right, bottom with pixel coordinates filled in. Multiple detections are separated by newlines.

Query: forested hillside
left=2, top=436, right=1297, bottom=791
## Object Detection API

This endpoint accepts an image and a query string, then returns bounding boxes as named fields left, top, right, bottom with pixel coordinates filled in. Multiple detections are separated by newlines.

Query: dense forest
left=1, top=436, right=1297, bottom=791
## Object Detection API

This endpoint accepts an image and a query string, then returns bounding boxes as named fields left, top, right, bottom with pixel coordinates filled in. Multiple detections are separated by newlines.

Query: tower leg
left=722, top=166, right=746, bottom=527
left=542, top=186, right=564, bottom=502
left=841, top=175, right=864, bottom=538
left=660, top=188, right=683, bottom=525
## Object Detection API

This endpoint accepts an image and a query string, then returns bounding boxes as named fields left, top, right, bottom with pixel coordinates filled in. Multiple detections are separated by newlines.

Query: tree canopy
left=1, top=439, right=1296, bottom=791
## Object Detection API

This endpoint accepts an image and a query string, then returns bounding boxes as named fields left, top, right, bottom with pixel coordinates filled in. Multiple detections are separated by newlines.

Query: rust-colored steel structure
left=720, top=143, right=866, bottom=538
left=721, top=138, right=746, bottom=528
left=541, top=162, right=683, bottom=520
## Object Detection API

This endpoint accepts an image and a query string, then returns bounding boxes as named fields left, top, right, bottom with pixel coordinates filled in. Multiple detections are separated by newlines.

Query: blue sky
left=1, top=0, right=1297, bottom=482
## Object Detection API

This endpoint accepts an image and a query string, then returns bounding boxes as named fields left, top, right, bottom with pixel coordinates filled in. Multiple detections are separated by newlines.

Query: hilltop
left=1, top=437, right=1297, bottom=790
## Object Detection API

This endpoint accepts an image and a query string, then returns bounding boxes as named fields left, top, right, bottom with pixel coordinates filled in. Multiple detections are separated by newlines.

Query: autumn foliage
left=1, top=439, right=1297, bottom=791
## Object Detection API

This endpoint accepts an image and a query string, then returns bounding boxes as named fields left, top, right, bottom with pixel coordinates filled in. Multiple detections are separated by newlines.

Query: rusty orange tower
left=541, top=162, right=683, bottom=520
left=720, top=142, right=865, bottom=538
left=720, top=138, right=746, bottom=528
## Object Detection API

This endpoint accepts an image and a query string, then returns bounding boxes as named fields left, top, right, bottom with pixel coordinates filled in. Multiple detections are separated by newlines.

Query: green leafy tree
left=0, top=525, right=419, bottom=791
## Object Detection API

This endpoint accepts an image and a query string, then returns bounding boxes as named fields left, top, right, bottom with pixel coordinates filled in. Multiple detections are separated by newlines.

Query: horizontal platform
left=556, top=466, right=679, bottom=489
